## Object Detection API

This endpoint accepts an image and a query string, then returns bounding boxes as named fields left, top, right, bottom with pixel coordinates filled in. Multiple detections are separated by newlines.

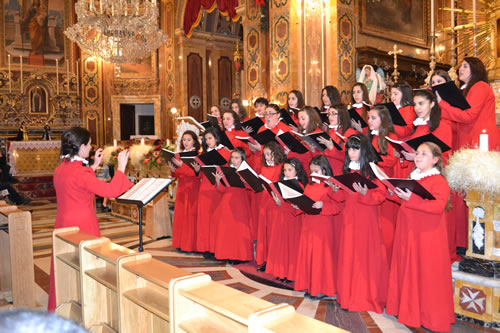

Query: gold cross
left=388, top=44, right=403, bottom=83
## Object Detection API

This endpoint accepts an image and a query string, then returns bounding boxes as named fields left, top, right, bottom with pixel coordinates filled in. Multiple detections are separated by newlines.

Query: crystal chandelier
left=65, top=0, right=168, bottom=64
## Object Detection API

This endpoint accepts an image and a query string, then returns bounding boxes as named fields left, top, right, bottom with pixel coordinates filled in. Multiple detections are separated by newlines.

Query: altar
left=8, top=141, right=61, bottom=176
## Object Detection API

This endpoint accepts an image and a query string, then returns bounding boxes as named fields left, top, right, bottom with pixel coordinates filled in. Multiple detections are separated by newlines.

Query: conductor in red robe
left=48, top=127, right=133, bottom=311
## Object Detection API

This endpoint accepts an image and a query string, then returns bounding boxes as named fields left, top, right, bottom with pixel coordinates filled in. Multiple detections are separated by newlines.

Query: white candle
left=167, top=139, right=170, bottom=146
left=479, top=130, right=488, bottom=152
left=451, top=0, right=454, bottom=29
left=113, top=139, right=117, bottom=148
left=19, top=55, right=23, bottom=92
left=76, top=59, right=79, bottom=96
left=431, top=0, right=434, bottom=37
left=7, top=54, right=11, bottom=93
left=140, top=138, right=145, bottom=145
left=66, top=59, right=70, bottom=95
left=56, top=59, right=59, bottom=95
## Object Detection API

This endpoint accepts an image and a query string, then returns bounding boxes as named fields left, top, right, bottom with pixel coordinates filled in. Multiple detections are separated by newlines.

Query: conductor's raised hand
left=91, top=148, right=104, bottom=171
left=117, top=149, right=130, bottom=173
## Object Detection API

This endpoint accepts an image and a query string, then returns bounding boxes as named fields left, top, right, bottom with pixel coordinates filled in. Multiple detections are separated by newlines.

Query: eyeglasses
left=264, top=112, right=279, bottom=117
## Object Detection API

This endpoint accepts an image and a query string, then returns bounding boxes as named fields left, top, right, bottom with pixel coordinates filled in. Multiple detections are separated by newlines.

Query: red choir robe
left=371, top=133, right=399, bottom=264
left=225, top=128, right=252, bottom=157
left=336, top=172, right=389, bottom=313
left=171, top=161, right=200, bottom=252
left=195, top=147, right=231, bottom=253
left=257, top=120, right=292, bottom=135
left=294, top=182, right=341, bottom=297
left=48, top=160, right=133, bottom=311
left=393, top=105, right=416, bottom=139
left=352, top=105, right=370, bottom=135
left=265, top=182, right=304, bottom=280
left=324, top=127, right=358, bottom=175
left=439, top=81, right=500, bottom=151
left=386, top=173, right=454, bottom=332
left=213, top=166, right=254, bottom=261
left=255, top=162, right=283, bottom=265
left=287, top=128, right=322, bottom=177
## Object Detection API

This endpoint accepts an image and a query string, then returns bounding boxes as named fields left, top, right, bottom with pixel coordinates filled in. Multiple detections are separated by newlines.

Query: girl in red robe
left=230, top=98, right=250, bottom=123
left=222, top=109, right=252, bottom=158
left=265, top=157, right=308, bottom=283
left=390, top=81, right=416, bottom=139
left=285, top=90, right=305, bottom=125
left=349, top=82, right=371, bottom=134
left=254, top=142, right=285, bottom=271
left=192, top=128, right=231, bottom=257
left=213, top=148, right=254, bottom=263
left=294, top=155, right=341, bottom=299
left=336, top=134, right=389, bottom=313
left=386, top=142, right=454, bottom=332
left=169, top=130, right=201, bottom=252
left=319, top=104, right=359, bottom=175
left=48, top=127, right=133, bottom=311
left=437, top=57, right=500, bottom=151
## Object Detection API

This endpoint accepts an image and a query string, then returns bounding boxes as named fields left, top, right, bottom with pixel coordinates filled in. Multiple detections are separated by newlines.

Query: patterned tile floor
left=6, top=199, right=494, bottom=332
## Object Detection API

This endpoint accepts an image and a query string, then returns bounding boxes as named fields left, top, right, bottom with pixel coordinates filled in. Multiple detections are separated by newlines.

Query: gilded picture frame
left=360, top=0, right=429, bottom=48
left=117, top=52, right=157, bottom=79
left=1, top=0, right=75, bottom=73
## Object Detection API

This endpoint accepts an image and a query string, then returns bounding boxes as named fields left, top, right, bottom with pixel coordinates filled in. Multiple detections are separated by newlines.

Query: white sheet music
left=278, top=182, right=302, bottom=199
left=118, top=178, right=173, bottom=205
left=238, top=161, right=259, bottom=177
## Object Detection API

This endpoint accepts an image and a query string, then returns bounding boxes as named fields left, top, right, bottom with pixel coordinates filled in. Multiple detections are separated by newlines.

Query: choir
left=168, top=57, right=499, bottom=332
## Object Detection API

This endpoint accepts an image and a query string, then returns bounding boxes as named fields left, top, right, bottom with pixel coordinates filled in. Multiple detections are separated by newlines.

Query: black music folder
left=242, top=117, right=265, bottom=133
left=161, top=149, right=198, bottom=165
left=237, top=161, right=264, bottom=192
left=431, top=81, right=471, bottom=110
left=277, top=182, right=321, bottom=215
left=279, top=108, right=298, bottom=128
left=195, top=149, right=229, bottom=166
left=218, top=129, right=235, bottom=150
left=219, top=166, right=246, bottom=188
left=276, top=131, right=309, bottom=154
left=379, top=102, right=407, bottom=127
left=330, top=173, right=378, bottom=193
left=348, top=108, right=368, bottom=128
left=386, top=133, right=451, bottom=154
left=200, top=166, right=219, bottom=185
left=293, top=131, right=341, bottom=152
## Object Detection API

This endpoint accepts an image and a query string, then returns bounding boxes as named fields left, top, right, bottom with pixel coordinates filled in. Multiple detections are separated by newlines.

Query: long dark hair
left=413, top=90, right=441, bottom=134
left=279, top=157, right=308, bottom=186
left=201, top=127, right=221, bottom=152
left=60, top=127, right=91, bottom=159
left=287, top=90, right=305, bottom=109
left=462, top=57, right=488, bottom=97
left=230, top=99, right=248, bottom=121
left=180, top=130, right=201, bottom=152
left=351, top=82, right=371, bottom=120
left=222, top=110, right=243, bottom=130
left=231, top=147, right=247, bottom=164
left=298, top=106, right=322, bottom=134
left=309, top=155, right=333, bottom=184
left=262, top=142, right=285, bottom=166
left=430, top=70, right=451, bottom=87
left=321, top=85, right=341, bottom=108
left=342, top=134, right=377, bottom=179
left=367, top=105, right=394, bottom=155
left=331, top=103, right=352, bottom=135
left=392, top=81, right=414, bottom=107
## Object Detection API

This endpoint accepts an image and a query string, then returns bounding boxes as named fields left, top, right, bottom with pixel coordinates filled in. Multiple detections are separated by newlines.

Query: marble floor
left=5, top=199, right=496, bottom=333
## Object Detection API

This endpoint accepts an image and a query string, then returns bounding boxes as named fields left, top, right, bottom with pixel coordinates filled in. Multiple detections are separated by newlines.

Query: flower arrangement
left=141, top=139, right=175, bottom=170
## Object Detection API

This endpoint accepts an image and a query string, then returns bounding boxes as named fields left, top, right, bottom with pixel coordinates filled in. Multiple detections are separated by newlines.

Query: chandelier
left=65, top=0, right=168, bottom=64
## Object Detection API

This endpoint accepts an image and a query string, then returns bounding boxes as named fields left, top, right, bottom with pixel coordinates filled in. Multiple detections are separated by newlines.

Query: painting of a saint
left=29, top=85, right=48, bottom=113
left=21, top=0, right=48, bottom=55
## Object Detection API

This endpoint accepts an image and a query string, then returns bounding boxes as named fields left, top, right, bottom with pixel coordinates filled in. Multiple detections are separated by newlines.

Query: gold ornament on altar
left=234, top=43, right=243, bottom=71
left=65, top=0, right=168, bottom=64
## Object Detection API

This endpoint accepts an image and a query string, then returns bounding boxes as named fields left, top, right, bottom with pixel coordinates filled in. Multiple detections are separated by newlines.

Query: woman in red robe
left=192, top=128, right=231, bottom=256
left=213, top=148, right=254, bottom=263
left=367, top=105, right=399, bottom=265
left=386, top=142, right=454, bottom=332
left=48, top=127, right=133, bottom=311
left=437, top=57, right=500, bottom=151
left=222, top=109, right=252, bottom=157
left=336, top=134, right=389, bottom=313
left=349, top=83, right=371, bottom=134
left=265, top=157, right=308, bottom=283
left=169, top=130, right=201, bottom=252
left=390, top=81, right=416, bottom=139
left=294, top=155, right=341, bottom=299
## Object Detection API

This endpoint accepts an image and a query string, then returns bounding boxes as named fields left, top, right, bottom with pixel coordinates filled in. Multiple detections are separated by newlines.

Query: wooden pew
left=53, top=227, right=99, bottom=322
left=80, top=238, right=135, bottom=331
left=117, top=253, right=191, bottom=332
left=0, top=204, right=36, bottom=308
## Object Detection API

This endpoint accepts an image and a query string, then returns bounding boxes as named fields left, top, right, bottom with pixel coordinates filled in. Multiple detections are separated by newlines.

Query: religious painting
left=138, top=115, right=155, bottom=135
left=360, top=0, right=429, bottom=48
left=28, top=84, right=48, bottom=114
left=1, top=0, right=71, bottom=69
left=118, top=53, right=156, bottom=78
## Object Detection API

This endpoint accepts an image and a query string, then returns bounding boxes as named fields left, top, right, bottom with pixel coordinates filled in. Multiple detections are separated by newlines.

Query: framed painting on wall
left=118, top=52, right=157, bottom=79
left=1, top=0, right=74, bottom=71
left=360, top=0, right=429, bottom=48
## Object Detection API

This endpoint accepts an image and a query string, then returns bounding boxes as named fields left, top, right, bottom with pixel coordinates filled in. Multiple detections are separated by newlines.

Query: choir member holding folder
left=254, top=143, right=285, bottom=271
left=213, top=148, right=254, bottom=264
left=390, top=81, right=416, bottom=138
left=321, top=85, right=342, bottom=111
left=284, top=89, right=305, bottom=125
left=319, top=103, right=359, bottom=175
left=294, top=155, right=342, bottom=300
left=349, top=83, right=371, bottom=134
left=436, top=57, right=500, bottom=151
left=265, top=157, right=308, bottom=283
left=386, top=142, right=454, bottom=332
left=336, top=135, right=388, bottom=313
left=192, top=128, right=231, bottom=257
left=49, top=127, right=133, bottom=311
left=168, top=130, right=200, bottom=252
left=222, top=110, right=251, bottom=157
